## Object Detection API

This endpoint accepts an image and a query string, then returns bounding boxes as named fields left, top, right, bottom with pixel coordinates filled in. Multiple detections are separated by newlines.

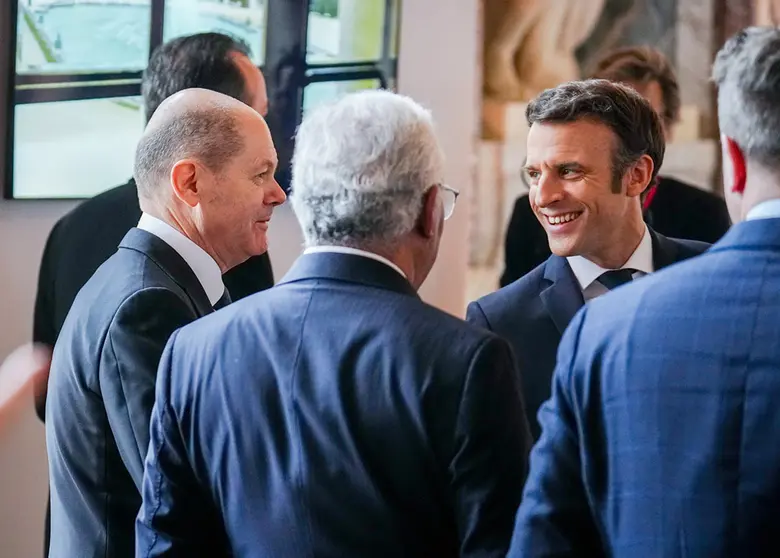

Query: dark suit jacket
left=500, top=176, right=731, bottom=286
left=135, top=252, right=532, bottom=558
left=46, top=228, right=217, bottom=558
left=467, top=229, right=709, bottom=441
left=33, top=179, right=274, bottom=419
left=509, top=218, right=780, bottom=558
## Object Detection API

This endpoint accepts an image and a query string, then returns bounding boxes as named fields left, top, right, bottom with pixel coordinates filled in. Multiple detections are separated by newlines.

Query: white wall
left=0, top=0, right=480, bottom=554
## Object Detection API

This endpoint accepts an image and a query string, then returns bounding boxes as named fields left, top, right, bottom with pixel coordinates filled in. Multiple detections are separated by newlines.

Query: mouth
left=542, top=211, right=583, bottom=226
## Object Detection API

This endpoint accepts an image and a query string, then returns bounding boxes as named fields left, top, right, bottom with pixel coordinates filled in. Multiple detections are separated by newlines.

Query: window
left=3, top=0, right=400, bottom=199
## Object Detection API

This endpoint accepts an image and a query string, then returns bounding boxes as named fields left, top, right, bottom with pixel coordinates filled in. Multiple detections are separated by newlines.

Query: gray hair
left=712, top=27, right=780, bottom=170
left=290, top=89, right=444, bottom=248
left=134, top=105, right=243, bottom=200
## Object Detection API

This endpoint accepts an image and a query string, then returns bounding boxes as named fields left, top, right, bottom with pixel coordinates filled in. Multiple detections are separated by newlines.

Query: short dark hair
left=592, top=46, right=681, bottom=128
left=526, top=79, right=666, bottom=191
left=141, top=33, right=252, bottom=122
left=133, top=107, right=245, bottom=199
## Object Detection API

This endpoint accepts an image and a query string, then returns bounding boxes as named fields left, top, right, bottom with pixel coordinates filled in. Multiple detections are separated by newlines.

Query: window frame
left=2, top=0, right=400, bottom=199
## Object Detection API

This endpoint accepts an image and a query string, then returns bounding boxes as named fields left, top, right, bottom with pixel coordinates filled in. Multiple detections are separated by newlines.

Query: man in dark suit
left=34, top=34, right=273, bottom=555
left=135, top=90, right=531, bottom=558
left=46, top=89, right=286, bottom=558
left=501, top=46, right=730, bottom=286
left=468, top=79, right=709, bottom=440
left=509, top=27, right=780, bottom=557
left=33, top=32, right=274, bottom=420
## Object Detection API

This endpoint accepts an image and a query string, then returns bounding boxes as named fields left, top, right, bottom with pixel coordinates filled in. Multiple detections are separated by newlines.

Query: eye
left=560, top=167, right=581, bottom=178
left=524, top=169, right=541, bottom=181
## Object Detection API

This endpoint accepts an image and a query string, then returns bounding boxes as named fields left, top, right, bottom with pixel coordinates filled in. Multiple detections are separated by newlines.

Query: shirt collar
left=302, top=246, right=408, bottom=279
left=746, top=199, right=780, bottom=221
left=566, top=226, right=654, bottom=291
left=137, top=213, right=225, bottom=306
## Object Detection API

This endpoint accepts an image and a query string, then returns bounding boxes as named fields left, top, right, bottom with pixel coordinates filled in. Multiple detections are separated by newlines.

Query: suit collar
left=710, top=218, right=780, bottom=252
left=540, top=227, right=687, bottom=334
left=541, top=255, right=585, bottom=334
left=119, top=228, right=214, bottom=317
left=649, top=227, right=682, bottom=270
left=279, top=251, right=418, bottom=298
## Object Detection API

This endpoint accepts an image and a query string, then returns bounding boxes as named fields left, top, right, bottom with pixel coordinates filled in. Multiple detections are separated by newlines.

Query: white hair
left=290, top=89, right=445, bottom=248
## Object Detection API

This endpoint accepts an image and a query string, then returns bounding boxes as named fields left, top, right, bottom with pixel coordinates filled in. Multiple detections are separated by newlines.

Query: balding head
left=133, top=88, right=286, bottom=272
left=134, top=88, right=255, bottom=200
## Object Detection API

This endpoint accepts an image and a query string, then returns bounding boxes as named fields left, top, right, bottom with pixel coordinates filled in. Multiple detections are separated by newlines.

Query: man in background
left=34, top=33, right=273, bottom=554
left=467, top=80, right=708, bottom=440
left=501, top=46, right=731, bottom=285
left=47, top=89, right=286, bottom=558
left=135, top=90, right=530, bottom=557
left=510, top=27, right=780, bottom=556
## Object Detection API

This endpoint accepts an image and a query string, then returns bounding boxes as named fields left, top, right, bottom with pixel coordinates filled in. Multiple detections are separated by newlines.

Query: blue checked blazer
left=509, top=218, right=780, bottom=558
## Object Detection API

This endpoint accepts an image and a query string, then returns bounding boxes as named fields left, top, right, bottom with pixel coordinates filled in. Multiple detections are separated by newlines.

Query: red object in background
left=643, top=178, right=659, bottom=211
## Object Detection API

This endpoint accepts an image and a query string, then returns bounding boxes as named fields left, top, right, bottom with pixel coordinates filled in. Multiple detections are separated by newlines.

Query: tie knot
left=597, top=268, right=636, bottom=290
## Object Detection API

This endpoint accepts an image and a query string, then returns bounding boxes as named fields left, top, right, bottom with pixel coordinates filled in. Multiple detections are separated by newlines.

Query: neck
left=740, top=165, right=780, bottom=220
left=142, top=201, right=229, bottom=273
left=586, top=212, right=645, bottom=270
left=330, top=241, right=422, bottom=289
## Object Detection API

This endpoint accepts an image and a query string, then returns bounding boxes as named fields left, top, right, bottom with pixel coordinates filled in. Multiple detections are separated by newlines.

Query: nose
left=267, top=178, right=287, bottom=206
left=533, top=173, right=565, bottom=208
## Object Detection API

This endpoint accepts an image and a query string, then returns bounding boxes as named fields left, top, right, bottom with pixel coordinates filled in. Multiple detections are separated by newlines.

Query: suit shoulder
left=475, top=261, right=547, bottom=314
left=669, top=235, right=711, bottom=258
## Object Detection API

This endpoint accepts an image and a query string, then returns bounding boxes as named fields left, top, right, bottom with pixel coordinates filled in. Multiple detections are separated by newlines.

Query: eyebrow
left=254, top=157, right=278, bottom=170
left=523, top=160, right=585, bottom=171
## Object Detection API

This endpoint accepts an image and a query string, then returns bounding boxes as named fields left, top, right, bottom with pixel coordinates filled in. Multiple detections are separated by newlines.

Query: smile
left=544, top=212, right=582, bottom=225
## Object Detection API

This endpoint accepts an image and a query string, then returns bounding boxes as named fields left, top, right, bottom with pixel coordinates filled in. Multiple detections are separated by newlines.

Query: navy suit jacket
left=467, top=229, right=709, bottom=440
left=135, top=252, right=531, bottom=558
left=509, top=218, right=780, bottom=558
left=46, top=228, right=215, bottom=558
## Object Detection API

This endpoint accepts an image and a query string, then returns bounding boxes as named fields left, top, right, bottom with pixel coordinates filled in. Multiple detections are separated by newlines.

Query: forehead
left=526, top=120, right=615, bottom=167
left=234, top=111, right=276, bottom=161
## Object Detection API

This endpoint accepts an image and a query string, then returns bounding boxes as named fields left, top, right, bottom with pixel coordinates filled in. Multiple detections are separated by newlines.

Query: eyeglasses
left=437, top=183, right=460, bottom=220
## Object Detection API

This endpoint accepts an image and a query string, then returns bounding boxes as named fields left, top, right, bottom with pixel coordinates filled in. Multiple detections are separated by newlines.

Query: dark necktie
left=214, top=288, right=232, bottom=310
left=597, top=268, right=636, bottom=290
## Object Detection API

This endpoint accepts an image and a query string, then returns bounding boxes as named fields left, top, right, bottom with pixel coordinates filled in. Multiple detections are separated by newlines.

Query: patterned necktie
left=214, top=288, right=232, bottom=310
left=597, top=268, right=636, bottom=290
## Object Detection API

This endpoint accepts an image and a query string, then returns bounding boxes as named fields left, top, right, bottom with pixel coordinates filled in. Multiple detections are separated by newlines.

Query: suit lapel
left=119, top=228, right=214, bottom=317
left=540, top=256, right=585, bottom=334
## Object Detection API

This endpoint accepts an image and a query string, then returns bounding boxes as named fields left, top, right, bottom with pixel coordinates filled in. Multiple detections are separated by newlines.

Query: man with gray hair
left=507, top=26, right=780, bottom=557
left=46, top=88, right=286, bottom=558
left=135, top=89, right=531, bottom=557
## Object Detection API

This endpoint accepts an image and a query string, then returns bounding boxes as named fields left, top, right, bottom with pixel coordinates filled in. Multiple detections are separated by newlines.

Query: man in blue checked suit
left=508, top=27, right=780, bottom=557
left=136, top=90, right=531, bottom=557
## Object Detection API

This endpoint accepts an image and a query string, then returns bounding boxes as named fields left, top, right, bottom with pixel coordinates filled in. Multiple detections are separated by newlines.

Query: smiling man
left=467, top=79, right=709, bottom=441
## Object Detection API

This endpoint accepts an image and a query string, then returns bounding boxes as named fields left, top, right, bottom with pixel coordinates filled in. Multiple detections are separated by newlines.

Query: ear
left=415, top=187, right=440, bottom=239
left=169, top=159, right=201, bottom=208
left=724, top=136, right=747, bottom=194
left=625, top=154, right=655, bottom=198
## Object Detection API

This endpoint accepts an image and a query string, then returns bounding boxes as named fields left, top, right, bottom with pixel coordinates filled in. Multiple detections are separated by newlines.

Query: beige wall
left=0, top=1, right=479, bottom=555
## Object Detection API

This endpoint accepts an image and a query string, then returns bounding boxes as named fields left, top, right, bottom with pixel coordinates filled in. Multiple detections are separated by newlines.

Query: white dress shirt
left=303, top=246, right=408, bottom=279
left=746, top=199, right=780, bottom=221
left=566, top=226, right=654, bottom=301
left=137, top=213, right=225, bottom=306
